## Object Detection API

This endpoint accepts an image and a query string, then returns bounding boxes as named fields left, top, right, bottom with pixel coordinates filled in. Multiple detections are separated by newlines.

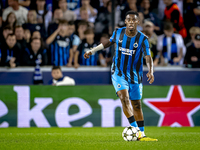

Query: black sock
left=137, top=121, right=144, bottom=131
left=128, top=116, right=138, bottom=127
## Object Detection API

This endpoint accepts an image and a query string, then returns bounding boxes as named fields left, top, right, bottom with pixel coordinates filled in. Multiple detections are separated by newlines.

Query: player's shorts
left=111, top=72, right=143, bottom=100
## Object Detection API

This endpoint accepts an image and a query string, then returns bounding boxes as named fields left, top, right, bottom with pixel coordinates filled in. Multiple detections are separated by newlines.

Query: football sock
left=137, top=121, right=145, bottom=136
left=128, top=116, right=138, bottom=127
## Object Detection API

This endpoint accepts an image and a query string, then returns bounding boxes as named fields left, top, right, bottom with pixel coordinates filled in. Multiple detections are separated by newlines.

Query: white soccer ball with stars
left=122, top=126, right=139, bottom=141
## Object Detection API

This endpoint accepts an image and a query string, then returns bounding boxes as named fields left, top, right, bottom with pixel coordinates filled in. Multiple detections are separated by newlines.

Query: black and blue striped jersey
left=78, top=40, right=100, bottom=66
left=50, top=35, right=71, bottom=66
left=110, top=27, right=151, bottom=84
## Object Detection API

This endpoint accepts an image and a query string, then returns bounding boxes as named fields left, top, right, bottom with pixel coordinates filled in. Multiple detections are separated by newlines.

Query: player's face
left=125, top=14, right=139, bottom=32
left=51, top=69, right=63, bottom=80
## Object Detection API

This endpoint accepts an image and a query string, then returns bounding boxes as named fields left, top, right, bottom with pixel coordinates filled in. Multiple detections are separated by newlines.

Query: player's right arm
left=83, top=40, right=114, bottom=59
left=84, top=29, right=117, bottom=59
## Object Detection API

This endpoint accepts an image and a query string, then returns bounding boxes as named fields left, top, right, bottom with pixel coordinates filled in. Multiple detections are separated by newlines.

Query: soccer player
left=84, top=11, right=157, bottom=141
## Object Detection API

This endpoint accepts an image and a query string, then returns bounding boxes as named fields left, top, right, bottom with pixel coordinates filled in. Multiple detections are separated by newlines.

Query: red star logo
left=143, top=85, right=200, bottom=127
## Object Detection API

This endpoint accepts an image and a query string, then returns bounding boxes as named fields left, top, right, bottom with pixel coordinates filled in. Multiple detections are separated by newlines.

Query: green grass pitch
left=0, top=127, right=200, bottom=150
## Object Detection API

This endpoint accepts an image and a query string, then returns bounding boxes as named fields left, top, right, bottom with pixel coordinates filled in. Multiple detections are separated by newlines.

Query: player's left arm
left=143, top=38, right=154, bottom=84
left=145, top=55, right=154, bottom=84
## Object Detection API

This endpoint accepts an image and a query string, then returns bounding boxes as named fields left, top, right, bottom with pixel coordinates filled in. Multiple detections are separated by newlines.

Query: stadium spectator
left=163, top=0, right=187, bottom=38
left=31, top=30, right=41, bottom=39
left=53, top=0, right=81, bottom=11
left=24, top=28, right=31, bottom=44
left=76, top=20, right=88, bottom=41
left=95, top=0, right=120, bottom=39
left=2, top=12, right=17, bottom=29
left=46, top=19, right=72, bottom=66
left=35, top=0, right=52, bottom=31
left=74, top=0, right=98, bottom=23
left=78, top=28, right=106, bottom=66
left=0, top=25, right=13, bottom=45
left=154, top=22, right=186, bottom=66
left=47, top=8, right=63, bottom=36
left=186, top=26, right=200, bottom=48
left=107, top=1, right=120, bottom=29
left=22, top=38, right=48, bottom=66
left=184, top=34, right=200, bottom=68
left=137, top=12, right=144, bottom=31
left=58, top=0, right=77, bottom=21
left=98, top=0, right=110, bottom=13
left=140, top=0, right=161, bottom=34
left=14, top=25, right=27, bottom=50
left=143, top=21, right=158, bottom=61
left=49, top=66, right=75, bottom=86
left=193, top=0, right=200, bottom=27
left=158, top=0, right=184, bottom=19
left=2, top=0, right=28, bottom=25
left=73, top=7, right=93, bottom=29
left=99, top=33, right=112, bottom=66
left=18, top=0, right=31, bottom=8
left=75, top=7, right=92, bottom=27
left=31, top=30, right=46, bottom=49
left=90, top=0, right=100, bottom=10
left=0, top=33, right=21, bottom=67
left=67, top=21, right=81, bottom=68
left=183, top=0, right=196, bottom=34
left=22, top=10, right=47, bottom=40
left=119, top=0, right=141, bottom=26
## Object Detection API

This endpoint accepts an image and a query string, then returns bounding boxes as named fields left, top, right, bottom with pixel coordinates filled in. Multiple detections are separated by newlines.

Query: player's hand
left=146, top=71, right=154, bottom=84
left=84, top=51, right=92, bottom=59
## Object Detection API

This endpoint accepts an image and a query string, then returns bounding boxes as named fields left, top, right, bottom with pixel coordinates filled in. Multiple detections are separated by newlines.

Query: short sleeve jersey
left=110, top=27, right=151, bottom=84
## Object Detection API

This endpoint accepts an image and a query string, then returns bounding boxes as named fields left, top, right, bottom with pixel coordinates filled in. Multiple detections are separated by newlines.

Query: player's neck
left=125, top=29, right=137, bottom=37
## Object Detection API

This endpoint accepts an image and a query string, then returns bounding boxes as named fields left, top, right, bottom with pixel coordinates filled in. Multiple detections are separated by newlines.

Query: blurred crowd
left=0, top=0, right=200, bottom=68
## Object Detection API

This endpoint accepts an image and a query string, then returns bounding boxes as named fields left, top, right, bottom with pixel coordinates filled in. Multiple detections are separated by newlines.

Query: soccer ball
left=122, top=126, right=139, bottom=141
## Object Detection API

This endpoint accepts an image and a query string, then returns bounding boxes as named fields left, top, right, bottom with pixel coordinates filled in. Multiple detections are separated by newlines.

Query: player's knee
left=132, top=101, right=141, bottom=110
